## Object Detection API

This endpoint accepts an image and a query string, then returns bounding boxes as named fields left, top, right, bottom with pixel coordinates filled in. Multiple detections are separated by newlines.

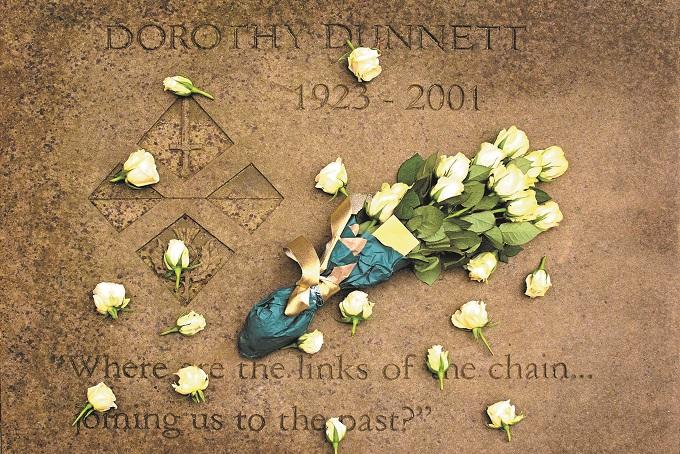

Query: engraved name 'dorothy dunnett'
left=106, top=23, right=526, bottom=51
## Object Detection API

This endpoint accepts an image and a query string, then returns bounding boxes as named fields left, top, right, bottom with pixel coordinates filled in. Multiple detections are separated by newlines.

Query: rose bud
left=339, top=291, right=374, bottom=336
left=325, top=417, right=347, bottom=454
left=430, top=175, right=465, bottom=203
left=347, top=42, right=382, bottom=82
left=297, top=329, right=324, bottom=354
left=451, top=300, right=494, bottom=354
left=435, top=153, right=470, bottom=180
left=525, top=256, right=552, bottom=298
left=110, top=149, right=160, bottom=188
left=172, top=365, right=209, bottom=403
left=506, top=190, right=539, bottom=222
left=464, top=252, right=498, bottom=283
left=486, top=400, right=525, bottom=441
left=426, top=345, right=450, bottom=390
left=161, top=310, right=206, bottom=336
left=489, top=163, right=531, bottom=201
left=72, top=382, right=117, bottom=426
left=163, top=75, right=214, bottom=100
left=315, top=157, right=348, bottom=197
left=533, top=201, right=563, bottom=231
left=537, top=146, right=569, bottom=181
left=92, top=282, right=130, bottom=320
left=164, top=239, right=190, bottom=290
left=494, top=126, right=529, bottom=159
left=473, top=142, right=505, bottom=169
left=365, top=182, right=411, bottom=223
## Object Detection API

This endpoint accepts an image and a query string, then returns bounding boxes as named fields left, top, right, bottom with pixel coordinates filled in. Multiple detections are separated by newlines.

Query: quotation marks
left=401, top=405, right=432, bottom=431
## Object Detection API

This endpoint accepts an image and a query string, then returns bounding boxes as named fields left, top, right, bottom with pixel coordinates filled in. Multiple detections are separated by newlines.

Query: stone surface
left=0, top=1, right=678, bottom=453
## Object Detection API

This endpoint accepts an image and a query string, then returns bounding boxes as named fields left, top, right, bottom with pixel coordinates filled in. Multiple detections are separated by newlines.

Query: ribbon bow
left=283, top=197, right=353, bottom=316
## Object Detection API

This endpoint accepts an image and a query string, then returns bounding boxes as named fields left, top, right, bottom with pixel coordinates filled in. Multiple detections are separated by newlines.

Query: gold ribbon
left=283, top=197, right=352, bottom=316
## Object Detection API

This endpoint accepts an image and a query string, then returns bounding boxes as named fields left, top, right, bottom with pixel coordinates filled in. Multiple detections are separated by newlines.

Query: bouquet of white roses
left=360, top=126, right=568, bottom=285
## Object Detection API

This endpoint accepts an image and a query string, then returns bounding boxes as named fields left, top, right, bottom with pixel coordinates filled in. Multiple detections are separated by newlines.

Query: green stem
left=333, top=441, right=339, bottom=454
left=437, top=371, right=444, bottom=390
left=346, top=39, right=355, bottom=50
left=174, top=268, right=182, bottom=291
left=339, top=186, right=349, bottom=198
left=72, top=403, right=93, bottom=426
left=449, top=207, right=470, bottom=218
left=478, top=330, right=494, bottom=355
left=191, top=87, right=214, bottom=100
left=538, top=256, right=547, bottom=271
left=504, top=424, right=512, bottom=442
left=351, top=318, right=359, bottom=336
left=160, top=326, right=180, bottom=336
left=109, top=171, right=127, bottom=183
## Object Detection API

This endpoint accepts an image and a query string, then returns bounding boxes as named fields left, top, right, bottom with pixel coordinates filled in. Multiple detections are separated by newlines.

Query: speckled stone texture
left=1, top=1, right=678, bottom=453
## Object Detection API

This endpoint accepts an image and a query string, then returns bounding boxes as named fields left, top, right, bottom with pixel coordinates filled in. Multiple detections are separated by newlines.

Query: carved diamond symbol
left=208, top=164, right=283, bottom=233
left=138, top=97, right=234, bottom=179
left=137, top=214, right=233, bottom=304
left=89, top=163, right=164, bottom=231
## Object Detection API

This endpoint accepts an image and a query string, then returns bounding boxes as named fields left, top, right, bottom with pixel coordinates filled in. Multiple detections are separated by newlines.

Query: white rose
left=177, top=311, right=207, bottom=336
left=473, top=142, right=505, bottom=169
left=506, top=190, right=539, bottom=222
left=464, top=252, right=498, bottom=282
left=339, top=291, right=374, bottom=336
left=525, top=257, right=552, bottom=298
left=366, top=182, right=410, bottom=223
left=533, top=201, right=563, bottom=231
left=92, top=282, right=130, bottom=318
left=163, top=75, right=214, bottom=99
left=172, top=366, right=209, bottom=402
left=325, top=417, right=347, bottom=452
left=523, top=149, right=544, bottom=183
left=426, top=345, right=450, bottom=390
left=164, top=239, right=189, bottom=269
left=487, top=400, right=525, bottom=441
left=430, top=176, right=465, bottom=202
left=494, top=126, right=529, bottom=159
left=163, top=76, right=193, bottom=96
left=114, top=149, right=160, bottom=187
left=537, top=146, right=568, bottom=181
left=451, top=300, right=489, bottom=330
left=297, top=329, right=324, bottom=354
left=87, top=382, right=117, bottom=412
left=347, top=47, right=382, bottom=82
left=435, top=153, right=470, bottom=180
left=489, top=163, right=531, bottom=201
left=315, top=158, right=348, bottom=196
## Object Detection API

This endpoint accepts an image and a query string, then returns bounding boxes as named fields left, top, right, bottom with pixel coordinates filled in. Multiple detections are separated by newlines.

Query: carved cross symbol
left=169, top=98, right=202, bottom=178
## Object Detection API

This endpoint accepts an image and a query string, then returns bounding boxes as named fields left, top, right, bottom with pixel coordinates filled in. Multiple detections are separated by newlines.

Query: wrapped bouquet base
left=238, top=198, right=414, bottom=358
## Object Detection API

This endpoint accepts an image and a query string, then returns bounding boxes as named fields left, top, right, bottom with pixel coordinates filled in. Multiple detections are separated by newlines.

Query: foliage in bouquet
left=353, top=126, right=568, bottom=285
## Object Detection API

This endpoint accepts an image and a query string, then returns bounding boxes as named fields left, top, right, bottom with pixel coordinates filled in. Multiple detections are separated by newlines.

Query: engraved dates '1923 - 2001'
left=294, top=83, right=480, bottom=111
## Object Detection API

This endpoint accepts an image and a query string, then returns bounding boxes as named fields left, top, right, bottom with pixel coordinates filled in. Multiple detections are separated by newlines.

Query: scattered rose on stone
left=325, top=417, right=347, bottom=454
left=172, top=365, right=209, bottom=403
left=161, top=310, right=206, bottom=336
left=72, top=382, right=117, bottom=426
left=345, top=41, right=382, bottom=82
left=110, top=149, right=160, bottom=188
left=297, top=329, right=324, bottom=354
left=163, top=75, right=214, bottom=99
left=487, top=400, right=525, bottom=441
left=451, top=300, right=494, bottom=354
left=426, top=344, right=450, bottom=390
left=315, top=157, right=348, bottom=197
left=92, top=282, right=130, bottom=320
left=164, top=239, right=190, bottom=290
left=525, top=256, right=552, bottom=298
left=338, top=290, right=374, bottom=336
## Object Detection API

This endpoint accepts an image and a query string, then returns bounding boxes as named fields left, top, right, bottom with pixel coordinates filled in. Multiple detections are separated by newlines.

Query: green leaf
left=442, top=253, right=467, bottom=269
left=460, top=211, right=496, bottom=233
left=394, top=189, right=421, bottom=220
left=448, top=230, right=481, bottom=250
left=412, top=206, right=445, bottom=238
left=510, top=157, right=532, bottom=174
left=499, top=222, right=542, bottom=245
left=397, top=154, right=424, bottom=185
left=461, top=181, right=485, bottom=208
left=414, top=257, right=441, bottom=285
left=441, top=220, right=462, bottom=233
left=406, top=216, right=423, bottom=231
left=483, top=226, right=504, bottom=249
left=417, top=152, right=439, bottom=180
left=503, top=244, right=523, bottom=257
left=465, top=164, right=491, bottom=182
left=472, top=194, right=501, bottom=212
left=421, top=225, right=447, bottom=243
left=534, top=188, right=551, bottom=203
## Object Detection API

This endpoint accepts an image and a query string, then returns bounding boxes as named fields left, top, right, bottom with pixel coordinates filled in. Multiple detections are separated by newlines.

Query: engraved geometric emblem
left=137, top=214, right=234, bottom=304
left=208, top=163, right=283, bottom=232
left=138, top=97, right=234, bottom=179
left=89, top=163, right=164, bottom=232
